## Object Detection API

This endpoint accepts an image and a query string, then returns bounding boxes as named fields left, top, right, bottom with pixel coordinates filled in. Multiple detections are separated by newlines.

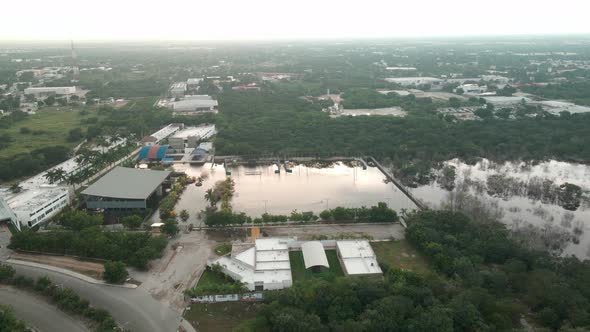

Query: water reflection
left=411, top=159, right=590, bottom=260
left=168, top=162, right=418, bottom=226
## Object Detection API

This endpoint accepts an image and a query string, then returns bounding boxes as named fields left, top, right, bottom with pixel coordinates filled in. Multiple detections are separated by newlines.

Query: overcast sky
left=2, top=0, right=590, bottom=41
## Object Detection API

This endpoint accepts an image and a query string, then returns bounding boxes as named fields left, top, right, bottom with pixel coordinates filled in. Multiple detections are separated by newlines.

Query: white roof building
left=24, top=86, right=76, bottom=96
left=336, top=240, right=382, bottom=276
left=301, top=241, right=329, bottom=269
left=209, top=238, right=293, bottom=291
left=384, top=77, right=441, bottom=86
left=171, top=124, right=217, bottom=140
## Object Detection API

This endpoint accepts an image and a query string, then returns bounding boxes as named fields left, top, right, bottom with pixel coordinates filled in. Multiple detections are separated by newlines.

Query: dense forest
left=215, top=91, right=590, bottom=165
left=244, top=210, right=590, bottom=331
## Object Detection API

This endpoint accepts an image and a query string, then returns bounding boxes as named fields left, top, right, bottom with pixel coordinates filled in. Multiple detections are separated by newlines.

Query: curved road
left=8, top=264, right=181, bottom=332
left=0, top=286, right=89, bottom=332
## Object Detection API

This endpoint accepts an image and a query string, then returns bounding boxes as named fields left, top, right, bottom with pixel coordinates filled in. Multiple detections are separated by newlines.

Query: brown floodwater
left=163, top=162, right=418, bottom=226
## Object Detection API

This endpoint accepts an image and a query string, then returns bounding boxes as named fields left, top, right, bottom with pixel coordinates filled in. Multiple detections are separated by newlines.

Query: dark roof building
left=81, top=167, right=171, bottom=209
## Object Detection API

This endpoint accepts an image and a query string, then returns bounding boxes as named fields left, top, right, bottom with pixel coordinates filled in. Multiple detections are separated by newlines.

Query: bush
left=103, top=261, right=129, bottom=284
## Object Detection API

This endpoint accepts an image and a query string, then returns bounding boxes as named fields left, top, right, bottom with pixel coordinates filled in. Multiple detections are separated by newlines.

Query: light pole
left=262, top=200, right=269, bottom=214
left=323, top=198, right=330, bottom=210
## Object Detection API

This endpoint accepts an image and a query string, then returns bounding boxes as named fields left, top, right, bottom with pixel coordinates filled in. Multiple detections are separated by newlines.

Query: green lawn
left=196, top=269, right=234, bottom=288
left=215, top=243, right=232, bottom=256
left=290, top=250, right=344, bottom=282
left=184, top=302, right=260, bottom=332
left=372, top=240, right=431, bottom=274
left=0, top=107, right=98, bottom=158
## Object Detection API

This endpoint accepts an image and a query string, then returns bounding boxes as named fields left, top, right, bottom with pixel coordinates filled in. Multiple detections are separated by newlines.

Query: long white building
left=24, top=86, right=76, bottom=98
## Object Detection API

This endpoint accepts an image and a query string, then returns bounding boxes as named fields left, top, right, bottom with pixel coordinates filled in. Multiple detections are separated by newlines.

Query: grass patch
left=290, top=250, right=344, bottom=282
left=372, top=240, right=431, bottom=274
left=215, top=243, right=232, bottom=256
left=0, top=107, right=98, bottom=158
left=184, top=302, right=260, bottom=332
left=187, top=268, right=247, bottom=296
left=196, top=269, right=234, bottom=289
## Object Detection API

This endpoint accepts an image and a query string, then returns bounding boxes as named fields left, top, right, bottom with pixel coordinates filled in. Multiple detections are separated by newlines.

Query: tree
left=0, top=305, right=28, bottom=332
left=44, top=167, right=67, bottom=184
left=59, top=210, right=103, bottom=230
left=121, top=215, right=142, bottom=229
left=103, top=261, right=128, bottom=284
left=179, top=210, right=190, bottom=222
left=67, top=128, right=84, bottom=142
left=0, top=264, right=15, bottom=282
left=162, top=218, right=179, bottom=236
left=44, top=95, right=56, bottom=106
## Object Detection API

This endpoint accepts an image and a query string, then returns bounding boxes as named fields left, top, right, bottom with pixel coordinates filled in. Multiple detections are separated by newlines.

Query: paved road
left=0, top=286, right=89, bottom=332
left=9, top=264, right=182, bottom=332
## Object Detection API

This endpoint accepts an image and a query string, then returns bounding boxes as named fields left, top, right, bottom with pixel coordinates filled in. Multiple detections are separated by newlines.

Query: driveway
left=9, top=264, right=182, bottom=332
left=0, top=286, right=89, bottom=332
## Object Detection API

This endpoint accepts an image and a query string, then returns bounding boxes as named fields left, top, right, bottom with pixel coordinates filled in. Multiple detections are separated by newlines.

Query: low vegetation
left=289, top=250, right=344, bottom=282
left=185, top=264, right=248, bottom=297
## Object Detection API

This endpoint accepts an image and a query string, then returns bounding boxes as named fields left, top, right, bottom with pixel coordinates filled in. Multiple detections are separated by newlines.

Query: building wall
left=86, top=198, right=147, bottom=209
left=15, top=191, right=70, bottom=228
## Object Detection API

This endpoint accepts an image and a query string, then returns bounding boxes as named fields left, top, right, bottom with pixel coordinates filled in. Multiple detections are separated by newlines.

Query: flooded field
left=166, top=162, right=418, bottom=226
left=411, top=159, right=590, bottom=259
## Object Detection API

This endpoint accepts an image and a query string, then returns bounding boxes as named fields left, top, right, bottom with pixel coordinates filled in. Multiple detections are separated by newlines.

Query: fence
left=190, top=292, right=263, bottom=304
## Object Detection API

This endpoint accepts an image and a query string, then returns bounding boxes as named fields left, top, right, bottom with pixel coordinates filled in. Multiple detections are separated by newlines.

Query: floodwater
left=411, top=159, right=590, bottom=260
left=168, top=162, right=418, bottom=226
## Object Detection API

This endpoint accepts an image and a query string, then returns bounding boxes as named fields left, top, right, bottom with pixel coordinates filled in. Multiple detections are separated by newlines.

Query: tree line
left=8, top=228, right=167, bottom=270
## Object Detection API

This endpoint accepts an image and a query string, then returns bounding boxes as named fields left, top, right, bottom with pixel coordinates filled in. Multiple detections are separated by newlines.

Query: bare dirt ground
left=133, top=230, right=221, bottom=312
left=262, top=223, right=405, bottom=240
left=10, top=252, right=104, bottom=279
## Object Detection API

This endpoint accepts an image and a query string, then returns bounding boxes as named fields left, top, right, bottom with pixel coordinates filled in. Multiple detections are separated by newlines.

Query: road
left=8, top=264, right=182, bottom=332
left=0, top=286, right=89, bottom=332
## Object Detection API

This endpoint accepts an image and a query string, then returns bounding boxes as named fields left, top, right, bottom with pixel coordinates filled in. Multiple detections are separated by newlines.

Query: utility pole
left=323, top=198, right=330, bottom=210
left=262, top=199, right=269, bottom=214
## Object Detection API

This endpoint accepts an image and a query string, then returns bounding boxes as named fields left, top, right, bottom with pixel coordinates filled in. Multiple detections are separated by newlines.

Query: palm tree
left=45, top=167, right=67, bottom=184
left=204, top=188, right=217, bottom=207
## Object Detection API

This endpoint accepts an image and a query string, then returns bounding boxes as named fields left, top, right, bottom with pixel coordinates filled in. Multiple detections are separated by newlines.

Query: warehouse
left=170, top=95, right=218, bottom=115
left=24, top=86, right=76, bottom=98
left=1, top=186, right=70, bottom=231
left=81, top=167, right=171, bottom=210
left=336, top=240, right=382, bottom=276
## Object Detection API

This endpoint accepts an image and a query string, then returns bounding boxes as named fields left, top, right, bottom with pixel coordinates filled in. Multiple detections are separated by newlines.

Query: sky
left=2, top=0, right=590, bottom=41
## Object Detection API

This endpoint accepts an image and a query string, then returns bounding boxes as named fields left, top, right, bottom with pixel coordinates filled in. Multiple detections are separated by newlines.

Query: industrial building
left=137, top=145, right=172, bottom=162
left=209, top=238, right=293, bottom=291
left=170, top=95, right=218, bottom=115
left=81, top=167, right=171, bottom=210
left=167, top=125, right=216, bottom=149
left=169, top=82, right=187, bottom=97
left=336, top=240, right=382, bottom=276
left=190, top=142, right=213, bottom=164
left=24, top=86, right=76, bottom=98
left=1, top=186, right=70, bottom=231
left=384, top=77, right=441, bottom=86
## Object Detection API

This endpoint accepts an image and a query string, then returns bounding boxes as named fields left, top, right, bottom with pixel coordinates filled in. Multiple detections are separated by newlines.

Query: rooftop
left=337, top=240, right=382, bottom=275
left=81, top=167, right=171, bottom=200
left=171, top=125, right=217, bottom=139
left=301, top=241, right=329, bottom=269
